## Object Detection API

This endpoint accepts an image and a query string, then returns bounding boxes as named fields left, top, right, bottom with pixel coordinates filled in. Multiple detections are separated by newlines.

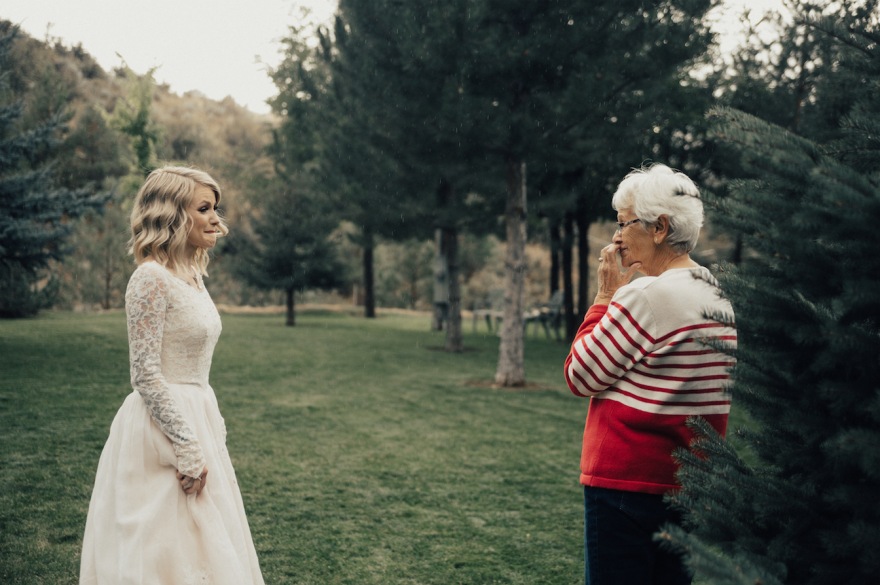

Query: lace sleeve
left=126, top=265, right=206, bottom=478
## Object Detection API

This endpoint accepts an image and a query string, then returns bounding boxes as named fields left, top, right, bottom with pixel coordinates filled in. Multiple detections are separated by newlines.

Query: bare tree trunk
left=409, top=274, right=418, bottom=310
left=437, top=179, right=462, bottom=352
left=495, top=159, right=527, bottom=387
left=563, top=211, right=576, bottom=342
left=432, top=227, right=448, bottom=331
left=790, top=38, right=812, bottom=136
left=103, top=239, right=112, bottom=310
left=363, top=226, right=375, bottom=318
left=286, top=287, right=295, bottom=326
left=576, top=202, right=589, bottom=318
left=444, top=225, right=463, bottom=352
left=549, top=219, right=560, bottom=295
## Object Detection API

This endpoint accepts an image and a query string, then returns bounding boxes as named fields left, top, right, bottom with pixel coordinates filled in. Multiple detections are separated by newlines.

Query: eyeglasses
left=615, top=218, right=641, bottom=233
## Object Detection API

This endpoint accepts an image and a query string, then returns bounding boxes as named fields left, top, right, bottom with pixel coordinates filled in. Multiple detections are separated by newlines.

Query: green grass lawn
left=0, top=311, right=752, bottom=584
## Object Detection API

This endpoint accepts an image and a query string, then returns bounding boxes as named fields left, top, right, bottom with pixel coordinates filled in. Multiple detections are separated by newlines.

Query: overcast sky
left=4, top=0, right=784, bottom=115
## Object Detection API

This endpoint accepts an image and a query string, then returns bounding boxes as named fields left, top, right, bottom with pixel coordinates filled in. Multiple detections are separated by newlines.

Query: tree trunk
left=576, top=203, right=589, bottom=318
left=103, top=238, right=112, bottom=310
left=286, top=287, right=295, bottom=326
left=563, top=211, right=576, bottom=342
left=495, top=159, right=527, bottom=387
left=790, top=39, right=811, bottom=136
left=439, top=179, right=463, bottom=352
left=549, top=219, right=561, bottom=296
left=732, top=234, right=743, bottom=265
left=444, top=225, right=463, bottom=352
left=432, top=227, right=448, bottom=331
left=363, top=226, right=376, bottom=318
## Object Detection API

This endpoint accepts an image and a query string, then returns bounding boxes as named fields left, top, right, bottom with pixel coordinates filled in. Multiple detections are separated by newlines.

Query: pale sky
left=3, top=0, right=784, bottom=115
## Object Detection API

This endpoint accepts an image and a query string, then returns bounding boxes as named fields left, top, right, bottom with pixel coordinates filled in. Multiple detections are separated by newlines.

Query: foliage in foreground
left=669, top=15, right=880, bottom=585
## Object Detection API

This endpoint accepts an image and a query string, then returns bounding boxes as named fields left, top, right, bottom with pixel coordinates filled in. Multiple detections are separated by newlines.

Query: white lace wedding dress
left=80, top=261, right=264, bottom=585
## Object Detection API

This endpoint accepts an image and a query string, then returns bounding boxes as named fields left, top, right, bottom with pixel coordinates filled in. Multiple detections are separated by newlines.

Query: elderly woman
left=564, top=164, right=736, bottom=585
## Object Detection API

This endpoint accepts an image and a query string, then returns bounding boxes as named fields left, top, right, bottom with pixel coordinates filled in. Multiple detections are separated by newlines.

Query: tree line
left=254, top=0, right=876, bottom=389
left=263, top=0, right=720, bottom=385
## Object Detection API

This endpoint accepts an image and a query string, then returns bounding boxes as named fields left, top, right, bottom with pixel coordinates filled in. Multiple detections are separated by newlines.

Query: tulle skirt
left=80, top=383, right=264, bottom=585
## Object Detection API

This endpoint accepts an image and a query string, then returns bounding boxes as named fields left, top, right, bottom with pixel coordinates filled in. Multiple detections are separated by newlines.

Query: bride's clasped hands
left=177, top=466, right=209, bottom=496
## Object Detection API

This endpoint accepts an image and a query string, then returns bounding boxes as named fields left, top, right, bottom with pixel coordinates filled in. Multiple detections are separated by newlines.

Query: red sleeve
left=564, top=304, right=609, bottom=397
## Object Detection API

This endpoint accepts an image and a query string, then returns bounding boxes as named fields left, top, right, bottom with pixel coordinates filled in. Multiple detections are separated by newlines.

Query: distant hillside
left=2, top=18, right=277, bottom=212
left=1, top=19, right=283, bottom=308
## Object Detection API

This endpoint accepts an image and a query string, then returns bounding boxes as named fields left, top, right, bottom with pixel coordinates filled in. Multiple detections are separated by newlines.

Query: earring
left=654, top=239, right=659, bottom=244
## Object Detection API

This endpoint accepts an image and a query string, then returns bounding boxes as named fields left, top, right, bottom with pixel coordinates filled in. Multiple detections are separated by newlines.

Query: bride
left=80, top=166, right=264, bottom=584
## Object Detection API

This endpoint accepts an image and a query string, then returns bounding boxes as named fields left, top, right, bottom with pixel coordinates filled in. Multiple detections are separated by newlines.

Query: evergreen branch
left=803, top=16, right=880, bottom=61
left=824, top=429, right=880, bottom=481
left=656, top=525, right=786, bottom=585
left=684, top=16, right=880, bottom=580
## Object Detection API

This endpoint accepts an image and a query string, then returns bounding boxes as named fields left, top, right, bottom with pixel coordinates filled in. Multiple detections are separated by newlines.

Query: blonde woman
left=80, top=167, right=264, bottom=585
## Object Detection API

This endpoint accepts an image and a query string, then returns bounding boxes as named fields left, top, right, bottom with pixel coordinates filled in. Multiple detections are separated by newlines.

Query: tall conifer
left=271, top=19, right=421, bottom=320
left=331, top=0, right=717, bottom=370
left=230, top=181, right=341, bottom=327
left=0, top=27, right=106, bottom=317
left=664, top=13, right=880, bottom=584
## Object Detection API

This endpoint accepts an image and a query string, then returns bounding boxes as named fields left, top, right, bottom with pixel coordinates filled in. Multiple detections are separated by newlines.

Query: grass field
left=0, top=310, right=751, bottom=584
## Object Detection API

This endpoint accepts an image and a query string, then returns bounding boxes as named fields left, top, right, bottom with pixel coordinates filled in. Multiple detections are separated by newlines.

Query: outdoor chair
left=474, top=289, right=564, bottom=341
left=524, top=290, right=564, bottom=340
left=472, top=287, right=505, bottom=333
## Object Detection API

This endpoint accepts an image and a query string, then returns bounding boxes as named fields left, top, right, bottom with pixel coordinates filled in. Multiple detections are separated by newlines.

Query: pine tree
left=342, top=0, right=717, bottom=370
left=706, top=0, right=871, bottom=269
left=56, top=104, right=130, bottom=191
left=663, top=12, right=880, bottom=585
left=59, top=65, right=162, bottom=310
left=539, top=0, right=716, bottom=339
left=0, top=27, right=107, bottom=317
left=109, top=64, right=162, bottom=176
left=229, top=178, right=342, bottom=327
left=270, top=18, right=421, bottom=321
left=333, top=0, right=503, bottom=352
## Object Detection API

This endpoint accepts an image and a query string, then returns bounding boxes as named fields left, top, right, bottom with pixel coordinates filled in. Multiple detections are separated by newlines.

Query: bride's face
left=185, top=185, right=221, bottom=252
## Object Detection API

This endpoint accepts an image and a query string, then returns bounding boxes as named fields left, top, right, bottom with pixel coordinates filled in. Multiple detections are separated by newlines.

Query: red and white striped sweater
left=564, top=266, right=736, bottom=494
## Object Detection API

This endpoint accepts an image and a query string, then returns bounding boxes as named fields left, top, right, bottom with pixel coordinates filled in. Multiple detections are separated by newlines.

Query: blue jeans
left=584, top=486, right=691, bottom=585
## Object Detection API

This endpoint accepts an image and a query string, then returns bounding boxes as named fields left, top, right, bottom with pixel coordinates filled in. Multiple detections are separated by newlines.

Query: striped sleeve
left=565, top=287, right=656, bottom=397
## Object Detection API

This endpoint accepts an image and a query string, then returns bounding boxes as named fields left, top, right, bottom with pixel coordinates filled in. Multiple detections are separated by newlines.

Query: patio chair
left=472, top=287, right=505, bottom=333
left=525, top=290, right=564, bottom=340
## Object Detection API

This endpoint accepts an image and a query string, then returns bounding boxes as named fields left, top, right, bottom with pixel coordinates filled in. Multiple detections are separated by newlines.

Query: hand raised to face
left=593, top=243, right=641, bottom=306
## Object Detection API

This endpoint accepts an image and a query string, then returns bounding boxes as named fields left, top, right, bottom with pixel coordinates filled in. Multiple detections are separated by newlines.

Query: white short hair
left=611, top=164, right=703, bottom=255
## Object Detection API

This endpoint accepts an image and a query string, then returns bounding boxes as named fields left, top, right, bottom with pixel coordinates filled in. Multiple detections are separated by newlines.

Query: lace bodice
left=125, top=261, right=222, bottom=478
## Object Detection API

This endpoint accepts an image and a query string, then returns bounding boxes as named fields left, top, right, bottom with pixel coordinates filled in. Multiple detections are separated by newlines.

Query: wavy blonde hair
left=129, top=166, right=228, bottom=275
